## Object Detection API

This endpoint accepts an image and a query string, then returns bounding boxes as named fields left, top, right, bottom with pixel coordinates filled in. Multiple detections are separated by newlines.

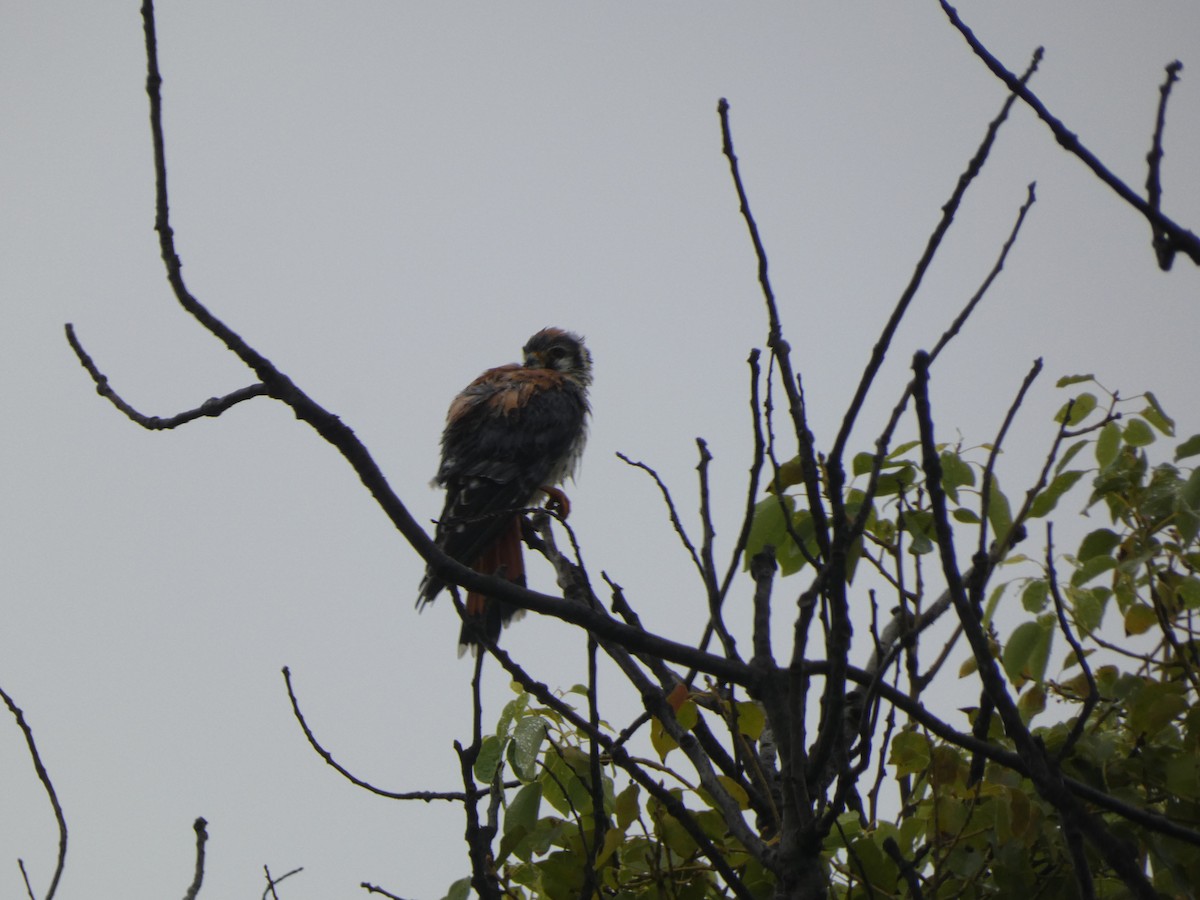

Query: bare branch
left=719, top=98, right=830, bottom=563
left=720, top=349, right=768, bottom=600
left=182, top=818, right=208, bottom=900
left=616, top=452, right=704, bottom=577
left=281, top=667, right=491, bottom=802
left=1147, top=61, right=1185, bottom=267
left=940, top=1, right=1200, bottom=269
left=456, top=653, right=500, bottom=900
left=830, top=47, right=1042, bottom=471
left=360, top=884, right=409, bottom=900
left=1044, top=524, right=1099, bottom=762
left=696, top=439, right=741, bottom=661
left=0, top=683, right=66, bottom=900
left=262, top=865, right=303, bottom=900
left=65, top=324, right=268, bottom=429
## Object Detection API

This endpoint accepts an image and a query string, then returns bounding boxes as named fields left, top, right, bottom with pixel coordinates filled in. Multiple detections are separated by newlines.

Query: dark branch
left=66, top=324, right=268, bottom=429
left=360, top=884, right=409, bottom=900
left=1147, top=61, right=1185, bottom=268
left=0, top=683, right=67, bottom=900
left=719, top=98, right=830, bottom=563
left=830, top=47, right=1041, bottom=470
left=615, top=451, right=704, bottom=577
left=182, top=818, right=208, bottom=900
left=262, top=865, right=303, bottom=900
left=282, top=667, right=491, bottom=802
left=940, top=1, right=1200, bottom=269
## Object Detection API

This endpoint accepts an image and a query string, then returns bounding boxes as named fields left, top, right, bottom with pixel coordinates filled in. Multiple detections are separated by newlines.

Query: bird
left=417, top=327, right=592, bottom=654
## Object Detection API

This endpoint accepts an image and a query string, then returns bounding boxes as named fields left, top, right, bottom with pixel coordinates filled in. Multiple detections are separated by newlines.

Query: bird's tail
left=456, top=516, right=526, bottom=656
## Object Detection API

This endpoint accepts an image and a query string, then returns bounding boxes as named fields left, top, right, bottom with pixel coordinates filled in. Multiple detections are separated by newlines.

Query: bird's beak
left=524, top=351, right=544, bottom=368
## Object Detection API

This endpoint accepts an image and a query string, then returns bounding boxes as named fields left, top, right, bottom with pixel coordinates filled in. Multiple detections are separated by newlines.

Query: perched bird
left=417, top=328, right=592, bottom=654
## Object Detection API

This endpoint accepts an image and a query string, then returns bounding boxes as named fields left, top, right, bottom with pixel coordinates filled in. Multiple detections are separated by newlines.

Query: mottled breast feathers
left=417, top=328, right=592, bottom=653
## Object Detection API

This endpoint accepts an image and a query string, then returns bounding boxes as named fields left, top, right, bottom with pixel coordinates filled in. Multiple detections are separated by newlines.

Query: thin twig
left=262, top=865, right=303, bottom=900
left=457, top=652, right=500, bottom=900
left=939, top=1, right=1200, bottom=269
left=0, top=683, right=67, bottom=900
left=1147, top=61, right=1184, bottom=267
left=282, top=667, right=489, bottom=801
left=360, top=883, right=409, bottom=900
left=1045, top=524, right=1099, bottom=762
left=830, top=48, right=1042, bottom=471
left=696, top=438, right=740, bottom=661
left=616, top=452, right=704, bottom=576
left=182, top=818, right=208, bottom=900
left=65, top=323, right=268, bottom=429
left=718, top=98, right=830, bottom=563
left=720, top=349, right=768, bottom=603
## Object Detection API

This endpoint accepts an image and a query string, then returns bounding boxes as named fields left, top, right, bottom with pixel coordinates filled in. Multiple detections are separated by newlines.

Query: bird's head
left=523, top=328, right=592, bottom=387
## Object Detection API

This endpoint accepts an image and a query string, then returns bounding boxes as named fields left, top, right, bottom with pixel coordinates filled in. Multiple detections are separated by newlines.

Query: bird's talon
left=542, top=485, right=571, bottom=519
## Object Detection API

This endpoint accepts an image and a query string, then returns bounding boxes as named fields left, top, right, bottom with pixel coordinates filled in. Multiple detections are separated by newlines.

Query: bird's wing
left=417, top=364, right=587, bottom=608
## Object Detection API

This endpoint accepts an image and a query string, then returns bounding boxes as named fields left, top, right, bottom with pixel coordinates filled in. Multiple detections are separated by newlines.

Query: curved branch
left=282, top=667, right=493, bottom=802
left=66, top=324, right=268, bottom=429
left=0, top=683, right=67, bottom=900
left=182, top=818, right=208, bottom=900
left=940, top=1, right=1200, bottom=269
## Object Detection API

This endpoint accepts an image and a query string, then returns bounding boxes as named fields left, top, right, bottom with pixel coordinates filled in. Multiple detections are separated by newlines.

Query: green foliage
left=446, top=683, right=773, bottom=900
left=447, top=383, right=1199, bottom=899
left=738, top=380, right=1200, bottom=896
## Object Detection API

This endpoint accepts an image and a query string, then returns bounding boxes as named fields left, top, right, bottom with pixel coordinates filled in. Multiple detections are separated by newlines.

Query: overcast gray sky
left=1, top=2, right=1198, bottom=898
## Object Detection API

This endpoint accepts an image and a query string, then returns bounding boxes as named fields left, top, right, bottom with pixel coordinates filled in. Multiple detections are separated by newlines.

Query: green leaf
left=1129, top=682, right=1188, bottom=738
left=952, top=507, right=980, bottom=524
left=734, top=701, right=766, bottom=740
left=650, top=716, right=678, bottom=761
left=1095, top=422, right=1121, bottom=469
left=1018, top=682, right=1046, bottom=724
left=940, top=450, right=975, bottom=503
left=1077, top=528, right=1120, bottom=561
left=1055, top=392, right=1097, bottom=426
left=1021, top=579, right=1048, bottom=613
left=888, top=730, right=931, bottom=777
left=504, top=782, right=543, bottom=836
left=1029, top=469, right=1085, bottom=518
left=443, top=877, right=472, bottom=900
left=1177, top=577, right=1200, bottom=610
left=1070, top=553, right=1117, bottom=587
left=1182, top=467, right=1200, bottom=512
left=714, top=775, right=751, bottom=810
left=473, top=734, right=504, bottom=784
left=1055, top=438, right=1088, bottom=475
left=674, top=698, right=698, bottom=730
left=1142, top=391, right=1175, bottom=436
left=1124, top=417, right=1156, bottom=447
left=1069, top=585, right=1109, bottom=634
left=1175, top=434, right=1200, bottom=462
left=745, top=494, right=800, bottom=575
left=987, top=476, right=1014, bottom=544
left=887, top=440, right=920, bottom=459
left=875, top=464, right=918, bottom=497
left=1002, top=619, right=1053, bottom=687
left=900, top=509, right=934, bottom=555
left=773, top=456, right=805, bottom=490
left=614, top=783, right=640, bottom=830
left=852, top=451, right=877, bottom=477
left=1056, top=373, right=1095, bottom=388
left=508, top=715, right=547, bottom=782
left=1123, top=603, right=1157, bottom=636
